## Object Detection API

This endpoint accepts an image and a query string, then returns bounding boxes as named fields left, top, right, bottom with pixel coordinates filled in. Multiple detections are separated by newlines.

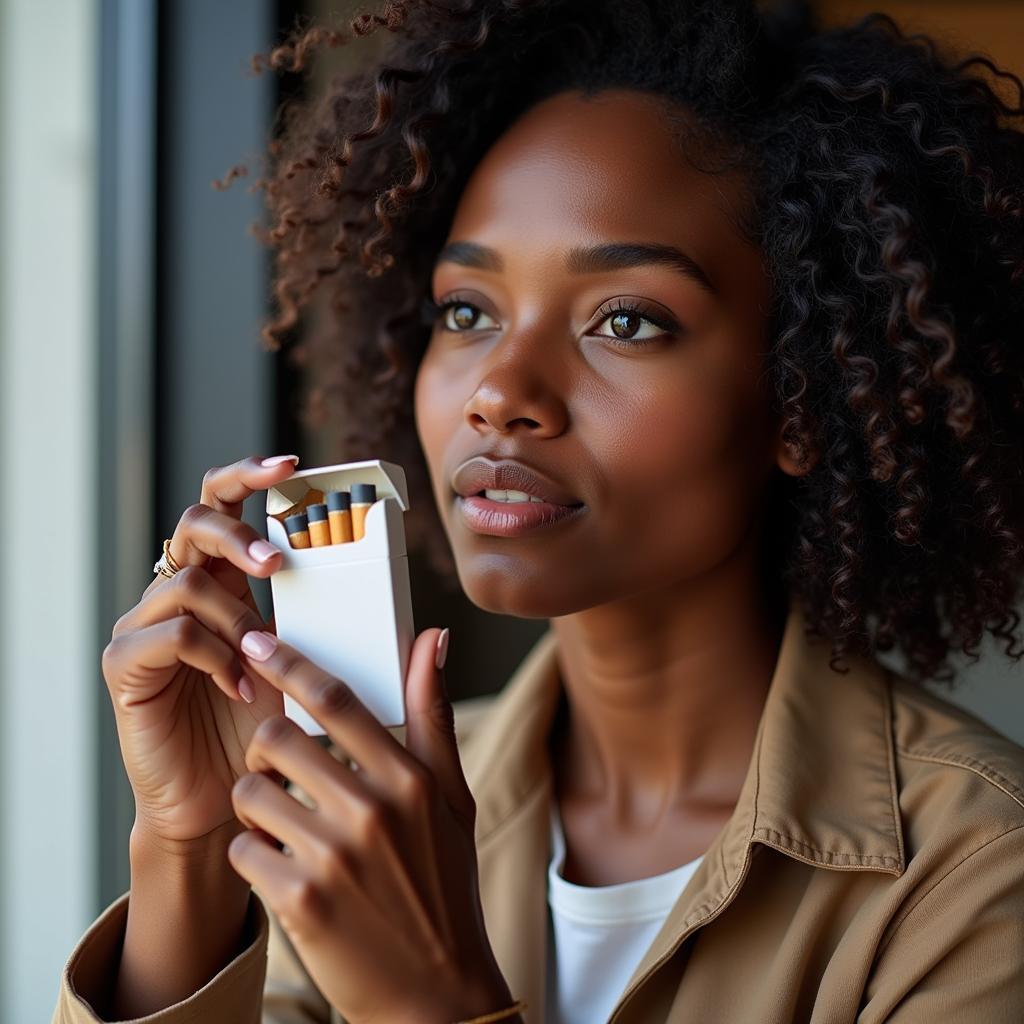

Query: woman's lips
left=455, top=494, right=586, bottom=537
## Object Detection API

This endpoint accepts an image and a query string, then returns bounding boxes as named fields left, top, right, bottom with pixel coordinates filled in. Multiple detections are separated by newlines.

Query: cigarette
left=306, top=503, right=331, bottom=547
left=350, top=482, right=377, bottom=542
left=326, top=489, right=353, bottom=544
left=284, top=511, right=311, bottom=549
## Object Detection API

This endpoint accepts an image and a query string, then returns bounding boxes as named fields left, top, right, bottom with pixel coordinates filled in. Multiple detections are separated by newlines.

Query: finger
left=238, top=631, right=412, bottom=783
left=165, top=454, right=300, bottom=571
left=169, top=503, right=286, bottom=576
left=117, top=565, right=265, bottom=646
left=231, top=769, right=325, bottom=856
left=200, top=454, right=300, bottom=514
left=104, top=615, right=247, bottom=704
left=403, top=628, right=474, bottom=819
left=226, top=828, right=294, bottom=893
left=243, top=714, right=368, bottom=820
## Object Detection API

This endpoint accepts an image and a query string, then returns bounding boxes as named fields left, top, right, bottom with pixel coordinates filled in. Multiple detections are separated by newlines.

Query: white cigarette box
left=264, top=459, right=414, bottom=735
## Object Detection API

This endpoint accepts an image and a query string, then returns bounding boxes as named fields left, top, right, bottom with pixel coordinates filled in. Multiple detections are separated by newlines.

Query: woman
left=54, top=1, right=1024, bottom=1022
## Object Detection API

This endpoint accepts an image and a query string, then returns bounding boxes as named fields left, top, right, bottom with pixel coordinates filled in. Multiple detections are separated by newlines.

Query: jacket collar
left=459, top=594, right=905, bottom=1021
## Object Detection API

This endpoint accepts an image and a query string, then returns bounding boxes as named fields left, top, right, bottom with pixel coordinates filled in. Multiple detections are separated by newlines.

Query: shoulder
left=890, top=670, right=1024, bottom=817
left=888, top=670, right=1024, bottom=868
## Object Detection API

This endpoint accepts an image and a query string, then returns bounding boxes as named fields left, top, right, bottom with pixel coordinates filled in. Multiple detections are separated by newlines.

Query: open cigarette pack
left=264, top=459, right=414, bottom=736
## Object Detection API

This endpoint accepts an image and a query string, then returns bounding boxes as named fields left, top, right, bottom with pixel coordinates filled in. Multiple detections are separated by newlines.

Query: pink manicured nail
left=241, top=630, right=277, bottom=660
left=435, top=627, right=450, bottom=671
left=237, top=675, right=256, bottom=703
left=248, top=539, right=281, bottom=563
left=260, top=455, right=300, bottom=467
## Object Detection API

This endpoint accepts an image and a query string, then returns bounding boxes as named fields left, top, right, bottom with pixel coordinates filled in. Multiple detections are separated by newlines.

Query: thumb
left=403, top=627, right=473, bottom=816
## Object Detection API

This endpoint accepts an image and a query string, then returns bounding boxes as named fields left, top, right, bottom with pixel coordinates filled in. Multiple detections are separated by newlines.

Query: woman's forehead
left=441, top=88, right=755, bottom=271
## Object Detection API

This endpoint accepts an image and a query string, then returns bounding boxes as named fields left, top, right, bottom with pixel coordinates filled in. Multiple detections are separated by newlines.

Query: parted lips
left=451, top=456, right=583, bottom=507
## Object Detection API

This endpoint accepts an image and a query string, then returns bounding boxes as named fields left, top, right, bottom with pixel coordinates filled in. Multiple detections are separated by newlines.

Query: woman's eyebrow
left=433, top=240, right=717, bottom=295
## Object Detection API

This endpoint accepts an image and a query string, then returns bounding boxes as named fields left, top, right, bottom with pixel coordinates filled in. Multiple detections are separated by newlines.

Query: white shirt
left=544, top=799, right=705, bottom=1024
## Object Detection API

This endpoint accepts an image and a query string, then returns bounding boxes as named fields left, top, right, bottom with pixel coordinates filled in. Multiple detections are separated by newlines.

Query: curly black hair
left=218, top=0, right=1024, bottom=688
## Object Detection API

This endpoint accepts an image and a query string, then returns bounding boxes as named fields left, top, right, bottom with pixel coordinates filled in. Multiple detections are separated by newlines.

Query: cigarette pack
left=264, top=459, right=414, bottom=735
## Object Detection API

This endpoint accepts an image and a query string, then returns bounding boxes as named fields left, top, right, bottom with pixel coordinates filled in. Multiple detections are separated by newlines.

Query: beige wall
left=822, top=1, right=1024, bottom=92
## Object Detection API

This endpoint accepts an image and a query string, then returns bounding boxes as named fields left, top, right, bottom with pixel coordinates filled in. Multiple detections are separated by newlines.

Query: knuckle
left=351, top=794, right=390, bottom=844
left=228, top=604, right=262, bottom=641
left=311, top=678, right=356, bottom=717
left=180, top=502, right=209, bottom=529
left=174, top=564, right=208, bottom=597
left=232, top=771, right=263, bottom=803
left=110, top=609, right=134, bottom=639
left=427, top=696, right=457, bottom=737
left=253, top=714, right=293, bottom=750
left=394, top=762, right=432, bottom=804
left=284, top=875, right=328, bottom=923
left=100, top=638, right=122, bottom=684
left=170, top=615, right=201, bottom=650
left=232, top=520, right=260, bottom=547
left=201, top=466, right=222, bottom=489
left=312, top=837, right=356, bottom=881
left=276, top=648, right=304, bottom=680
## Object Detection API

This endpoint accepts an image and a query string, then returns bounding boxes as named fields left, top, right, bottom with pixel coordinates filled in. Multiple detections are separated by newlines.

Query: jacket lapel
left=607, top=596, right=906, bottom=1021
left=459, top=630, right=563, bottom=1024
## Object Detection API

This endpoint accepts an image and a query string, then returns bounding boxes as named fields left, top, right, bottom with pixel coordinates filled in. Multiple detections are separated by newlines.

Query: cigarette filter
left=326, top=489, right=353, bottom=544
left=284, top=511, right=311, bottom=549
left=350, top=482, right=377, bottom=542
left=306, top=503, right=331, bottom=547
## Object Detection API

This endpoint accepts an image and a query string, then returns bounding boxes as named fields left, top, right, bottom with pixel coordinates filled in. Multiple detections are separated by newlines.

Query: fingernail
left=260, top=455, right=300, bottom=467
left=237, top=675, right=256, bottom=703
left=242, top=630, right=277, bottom=660
left=248, top=539, right=281, bottom=563
left=435, top=627, right=450, bottom=671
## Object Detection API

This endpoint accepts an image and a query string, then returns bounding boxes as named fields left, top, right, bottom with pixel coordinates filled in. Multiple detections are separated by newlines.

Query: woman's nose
left=462, top=337, right=570, bottom=437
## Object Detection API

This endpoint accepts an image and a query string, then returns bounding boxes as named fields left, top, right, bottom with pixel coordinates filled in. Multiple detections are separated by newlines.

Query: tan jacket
left=54, top=599, right=1024, bottom=1023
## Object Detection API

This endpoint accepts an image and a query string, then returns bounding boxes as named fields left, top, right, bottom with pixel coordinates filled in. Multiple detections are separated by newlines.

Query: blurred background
left=0, top=0, right=1022, bottom=1018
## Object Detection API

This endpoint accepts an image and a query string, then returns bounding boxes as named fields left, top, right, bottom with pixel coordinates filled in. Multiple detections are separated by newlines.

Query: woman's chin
left=457, top=566, right=586, bottom=619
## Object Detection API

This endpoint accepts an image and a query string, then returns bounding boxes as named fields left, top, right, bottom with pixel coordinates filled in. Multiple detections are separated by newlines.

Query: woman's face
left=414, top=87, right=790, bottom=618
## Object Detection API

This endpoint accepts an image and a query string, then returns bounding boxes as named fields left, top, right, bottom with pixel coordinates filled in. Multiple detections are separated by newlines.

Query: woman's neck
left=546, top=573, right=786, bottom=827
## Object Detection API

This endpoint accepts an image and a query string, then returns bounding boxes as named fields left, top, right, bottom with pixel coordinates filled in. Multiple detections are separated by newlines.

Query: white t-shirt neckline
left=547, top=799, right=704, bottom=924
left=544, top=796, right=706, bottom=1023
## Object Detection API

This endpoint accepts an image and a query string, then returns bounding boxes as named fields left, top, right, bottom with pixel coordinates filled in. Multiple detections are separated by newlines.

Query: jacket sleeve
left=50, top=695, right=496, bottom=1023
left=862, top=824, right=1024, bottom=1023
left=50, top=885, right=273, bottom=1023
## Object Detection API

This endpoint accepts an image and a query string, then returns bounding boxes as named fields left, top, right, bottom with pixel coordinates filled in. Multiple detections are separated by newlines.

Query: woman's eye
left=593, top=299, right=679, bottom=344
left=591, top=307, right=672, bottom=343
left=436, top=300, right=498, bottom=332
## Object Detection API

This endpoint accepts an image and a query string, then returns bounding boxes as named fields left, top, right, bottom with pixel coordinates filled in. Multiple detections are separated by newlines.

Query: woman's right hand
left=101, top=454, right=300, bottom=849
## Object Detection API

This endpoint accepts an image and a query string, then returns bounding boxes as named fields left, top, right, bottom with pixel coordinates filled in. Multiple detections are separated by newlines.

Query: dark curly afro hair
left=218, top=0, right=1024, bottom=689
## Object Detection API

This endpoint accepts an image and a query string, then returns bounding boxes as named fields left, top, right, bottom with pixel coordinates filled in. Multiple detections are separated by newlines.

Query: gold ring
left=152, top=537, right=183, bottom=579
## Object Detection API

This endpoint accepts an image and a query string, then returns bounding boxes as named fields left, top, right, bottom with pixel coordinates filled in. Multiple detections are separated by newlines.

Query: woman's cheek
left=610, top=377, right=758, bottom=571
left=413, top=350, right=454, bottom=476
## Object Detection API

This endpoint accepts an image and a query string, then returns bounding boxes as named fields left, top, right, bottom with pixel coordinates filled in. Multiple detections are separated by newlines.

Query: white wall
left=0, top=0, right=99, bottom=1018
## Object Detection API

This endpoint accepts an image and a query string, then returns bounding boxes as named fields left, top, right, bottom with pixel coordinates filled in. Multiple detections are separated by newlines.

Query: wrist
left=129, top=818, right=250, bottom=907
left=427, top=973, right=520, bottom=1024
left=130, top=817, right=246, bottom=869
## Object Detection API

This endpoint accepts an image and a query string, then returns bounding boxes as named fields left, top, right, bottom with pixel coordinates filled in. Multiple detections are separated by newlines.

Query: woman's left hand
left=227, top=625, right=514, bottom=1024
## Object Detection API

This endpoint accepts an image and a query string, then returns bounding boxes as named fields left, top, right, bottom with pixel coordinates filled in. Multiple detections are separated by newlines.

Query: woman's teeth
left=482, top=489, right=546, bottom=503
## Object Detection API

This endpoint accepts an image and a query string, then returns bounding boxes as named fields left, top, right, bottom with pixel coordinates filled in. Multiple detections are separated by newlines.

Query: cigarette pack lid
left=266, top=459, right=409, bottom=515
left=265, top=459, right=411, bottom=564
